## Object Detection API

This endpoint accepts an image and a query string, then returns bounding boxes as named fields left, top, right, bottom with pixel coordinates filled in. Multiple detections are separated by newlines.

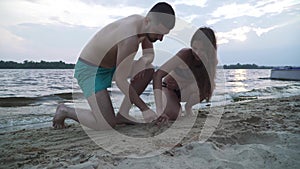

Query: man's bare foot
left=53, top=103, right=68, bottom=129
left=116, top=113, right=139, bottom=125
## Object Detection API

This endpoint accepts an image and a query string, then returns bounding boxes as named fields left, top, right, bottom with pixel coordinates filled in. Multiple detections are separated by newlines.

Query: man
left=53, top=2, right=175, bottom=130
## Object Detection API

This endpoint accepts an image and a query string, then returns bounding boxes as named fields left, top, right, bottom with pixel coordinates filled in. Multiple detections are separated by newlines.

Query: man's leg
left=53, top=89, right=116, bottom=130
left=116, top=68, right=154, bottom=124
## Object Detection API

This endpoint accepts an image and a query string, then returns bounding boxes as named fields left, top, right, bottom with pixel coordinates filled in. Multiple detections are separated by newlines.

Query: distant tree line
left=222, top=63, right=273, bottom=69
left=0, top=60, right=75, bottom=69
left=0, top=60, right=275, bottom=69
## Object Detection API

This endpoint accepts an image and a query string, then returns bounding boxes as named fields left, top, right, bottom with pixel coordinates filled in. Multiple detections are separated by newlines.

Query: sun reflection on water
left=230, top=69, right=248, bottom=93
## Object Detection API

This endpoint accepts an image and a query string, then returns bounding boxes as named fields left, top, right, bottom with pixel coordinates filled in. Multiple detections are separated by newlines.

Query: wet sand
left=0, top=95, right=299, bottom=169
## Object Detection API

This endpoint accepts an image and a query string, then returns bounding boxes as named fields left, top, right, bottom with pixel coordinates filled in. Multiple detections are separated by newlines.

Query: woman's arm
left=184, top=93, right=200, bottom=116
left=153, top=49, right=190, bottom=116
left=179, top=82, right=200, bottom=116
left=183, top=81, right=213, bottom=116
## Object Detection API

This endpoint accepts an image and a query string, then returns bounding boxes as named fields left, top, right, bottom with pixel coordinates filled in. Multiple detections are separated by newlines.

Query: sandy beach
left=1, top=95, right=299, bottom=169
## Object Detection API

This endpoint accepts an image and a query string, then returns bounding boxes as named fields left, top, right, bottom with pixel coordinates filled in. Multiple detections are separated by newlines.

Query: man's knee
left=107, top=119, right=117, bottom=128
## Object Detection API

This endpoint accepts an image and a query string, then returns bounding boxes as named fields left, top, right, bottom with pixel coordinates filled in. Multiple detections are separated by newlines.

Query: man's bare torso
left=79, top=15, right=145, bottom=68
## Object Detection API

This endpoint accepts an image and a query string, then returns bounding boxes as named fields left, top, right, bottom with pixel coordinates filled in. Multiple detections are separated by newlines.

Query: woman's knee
left=145, top=68, right=154, bottom=78
left=164, top=108, right=180, bottom=121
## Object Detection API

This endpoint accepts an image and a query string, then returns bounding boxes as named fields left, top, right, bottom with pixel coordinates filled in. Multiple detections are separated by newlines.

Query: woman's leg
left=161, top=88, right=181, bottom=121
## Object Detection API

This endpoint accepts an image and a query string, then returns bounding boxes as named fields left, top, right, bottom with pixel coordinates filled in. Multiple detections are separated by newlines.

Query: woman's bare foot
left=116, top=113, right=139, bottom=125
left=53, top=103, right=68, bottom=129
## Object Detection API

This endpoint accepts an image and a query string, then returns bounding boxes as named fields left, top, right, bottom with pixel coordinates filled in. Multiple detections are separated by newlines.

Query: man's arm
left=115, top=36, right=149, bottom=112
left=153, top=69, right=168, bottom=116
left=153, top=52, right=185, bottom=116
left=140, top=37, right=154, bottom=65
left=130, top=38, right=154, bottom=79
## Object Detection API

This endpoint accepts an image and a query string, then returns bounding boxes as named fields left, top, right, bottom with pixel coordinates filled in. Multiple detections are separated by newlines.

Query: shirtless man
left=53, top=2, right=175, bottom=130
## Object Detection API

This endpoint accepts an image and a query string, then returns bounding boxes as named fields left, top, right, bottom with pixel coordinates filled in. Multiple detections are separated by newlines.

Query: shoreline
left=0, top=95, right=300, bottom=168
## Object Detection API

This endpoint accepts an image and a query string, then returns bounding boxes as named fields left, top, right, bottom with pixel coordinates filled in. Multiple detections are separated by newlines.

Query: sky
left=0, top=0, right=299, bottom=66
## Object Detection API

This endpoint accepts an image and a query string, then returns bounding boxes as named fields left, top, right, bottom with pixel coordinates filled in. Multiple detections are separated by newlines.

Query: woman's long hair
left=190, top=27, right=218, bottom=101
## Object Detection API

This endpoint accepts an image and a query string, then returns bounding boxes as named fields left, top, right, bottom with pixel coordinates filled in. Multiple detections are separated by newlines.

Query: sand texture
left=0, top=96, right=299, bottom=169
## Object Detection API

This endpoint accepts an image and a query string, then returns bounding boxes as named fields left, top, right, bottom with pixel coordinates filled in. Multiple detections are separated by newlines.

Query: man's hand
left=142, top=109, right=158, bottom=123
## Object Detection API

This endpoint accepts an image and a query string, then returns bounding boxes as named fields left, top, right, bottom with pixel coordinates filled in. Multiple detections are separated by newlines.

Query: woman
left=153, top=27, right=218, bottom=123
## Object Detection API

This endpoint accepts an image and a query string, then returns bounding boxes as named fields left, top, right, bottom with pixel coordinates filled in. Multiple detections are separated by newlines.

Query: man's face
left=147, top=23, right=170, bottom=43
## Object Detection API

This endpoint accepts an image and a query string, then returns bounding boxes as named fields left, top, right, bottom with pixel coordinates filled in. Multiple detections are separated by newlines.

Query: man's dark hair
left=147, top=2, right=175, bottom=29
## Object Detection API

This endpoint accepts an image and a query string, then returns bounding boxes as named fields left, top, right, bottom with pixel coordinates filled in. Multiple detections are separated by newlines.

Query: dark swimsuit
left=161, top=49, right=209, bottom=101
left=162, top=81, right=181, bottom=100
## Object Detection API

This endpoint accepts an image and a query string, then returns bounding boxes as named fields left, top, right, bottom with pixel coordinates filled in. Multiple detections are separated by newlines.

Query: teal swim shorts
left=74, top=58, right=116, bottom=98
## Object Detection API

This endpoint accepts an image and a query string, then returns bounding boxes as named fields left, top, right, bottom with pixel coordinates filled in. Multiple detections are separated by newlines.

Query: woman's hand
left=155, top=113, right=169, bottom=126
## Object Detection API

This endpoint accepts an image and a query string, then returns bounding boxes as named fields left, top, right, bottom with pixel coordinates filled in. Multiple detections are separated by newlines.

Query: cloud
left=253, top=25, right=278, bottom=36
left=209, top=0, right=299, bottom=23
left=216, top=24, right=285, bottom=44
left=206, top=18, right=220, bottom=25
left=0, top=27, right=27, bottom=53
left=0, top=22, right=98, bottom=62
left=182, top=14, right=199, bottom=23
left=212, top=3, right=262, bottom=19
left=217, top=26, right=252, bottom=44
left=173, top=0, right=207, bottom=7
left=0, top=0, right=146, bottom=28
